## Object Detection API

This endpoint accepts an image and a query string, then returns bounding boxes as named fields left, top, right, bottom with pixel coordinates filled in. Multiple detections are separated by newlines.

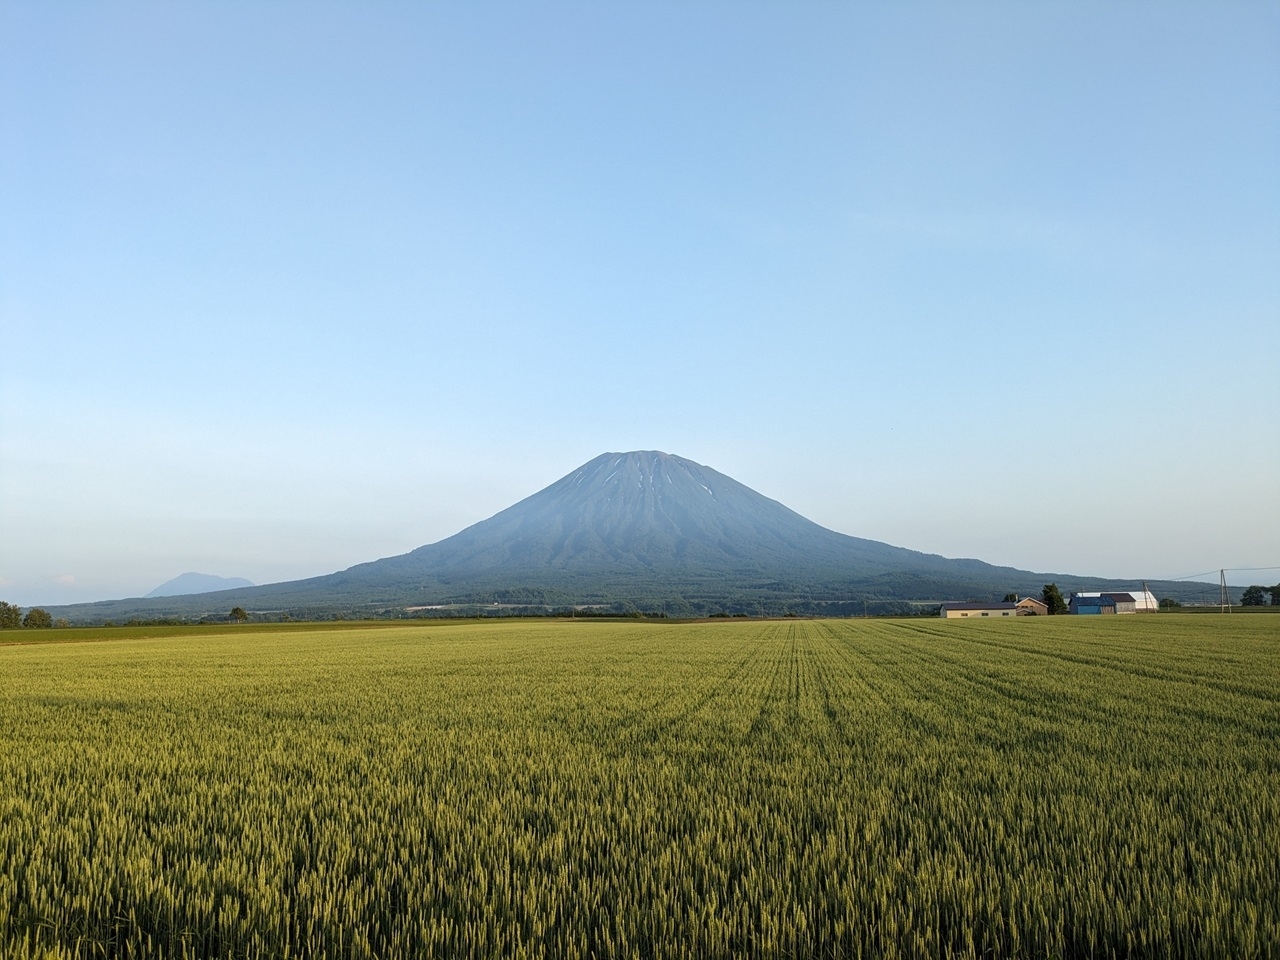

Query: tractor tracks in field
left=928, top=625, right=1280, bottom=712
left=606, top=625, right=775, bottom=757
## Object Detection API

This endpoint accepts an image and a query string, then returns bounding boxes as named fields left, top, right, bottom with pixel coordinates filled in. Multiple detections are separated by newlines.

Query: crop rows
left=1, top=616, right=1277, bottom=958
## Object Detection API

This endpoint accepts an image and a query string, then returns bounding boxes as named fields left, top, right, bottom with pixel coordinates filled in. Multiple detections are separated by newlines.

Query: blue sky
left=2, top=2, right=1278, bottom=605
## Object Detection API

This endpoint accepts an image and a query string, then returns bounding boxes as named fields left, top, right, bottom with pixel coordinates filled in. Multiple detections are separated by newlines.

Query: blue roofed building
left=1069, top=593, right=1117, bottom=615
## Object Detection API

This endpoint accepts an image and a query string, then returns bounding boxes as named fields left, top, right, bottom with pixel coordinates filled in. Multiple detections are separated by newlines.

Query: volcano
left=339, top=450, right=1012, bottom=598
left=49, top=451, right=1187, bottom=620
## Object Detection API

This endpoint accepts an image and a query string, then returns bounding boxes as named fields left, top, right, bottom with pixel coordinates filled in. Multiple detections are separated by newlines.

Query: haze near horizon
left=2, top=3, right=1277, bottom=605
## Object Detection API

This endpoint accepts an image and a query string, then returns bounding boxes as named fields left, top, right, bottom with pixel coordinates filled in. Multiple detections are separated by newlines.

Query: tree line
left=0, top=602, right=68, bottom=629
left=1240, top=584, right=1280, bottom=607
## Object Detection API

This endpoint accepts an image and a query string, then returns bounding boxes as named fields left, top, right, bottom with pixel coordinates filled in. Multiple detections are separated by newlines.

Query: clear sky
left=2, top=2, right=1278, bottom=605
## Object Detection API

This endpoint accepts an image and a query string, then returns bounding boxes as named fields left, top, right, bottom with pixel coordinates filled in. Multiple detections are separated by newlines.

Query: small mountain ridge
left=47, top=451, right=1208, bottom=620
left=145, top=573, right=255, bottom=598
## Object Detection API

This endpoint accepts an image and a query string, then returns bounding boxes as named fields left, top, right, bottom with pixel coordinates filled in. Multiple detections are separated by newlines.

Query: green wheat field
left=2, top=616, right=1277, bottom=959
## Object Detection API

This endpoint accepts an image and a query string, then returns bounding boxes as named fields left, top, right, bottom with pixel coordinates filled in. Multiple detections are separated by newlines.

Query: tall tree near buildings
left=1041, top=583, right=1068, bottom=615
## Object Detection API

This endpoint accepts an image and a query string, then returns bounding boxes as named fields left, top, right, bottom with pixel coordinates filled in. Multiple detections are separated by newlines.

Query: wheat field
left=1, top=615, right=1276, bottom=958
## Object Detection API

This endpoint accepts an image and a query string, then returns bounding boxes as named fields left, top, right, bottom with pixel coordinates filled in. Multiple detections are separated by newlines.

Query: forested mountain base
left=1, top=617, right=1277, bottom=958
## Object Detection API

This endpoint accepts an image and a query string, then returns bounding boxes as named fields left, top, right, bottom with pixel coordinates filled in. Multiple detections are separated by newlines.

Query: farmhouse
left=940, top=601, right=1018, bottom=619
left=1015, top=596, right=1049, bottom=616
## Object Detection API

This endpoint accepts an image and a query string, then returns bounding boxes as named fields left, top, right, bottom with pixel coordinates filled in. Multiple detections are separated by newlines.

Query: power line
left=1165, top=566, right=1280, bottom=582
left=1166, top=570, right=1219, bottom=582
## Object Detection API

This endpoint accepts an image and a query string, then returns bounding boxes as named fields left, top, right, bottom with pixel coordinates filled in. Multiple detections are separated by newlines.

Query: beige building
left=940, top=602, right=1018, bottom=619
left=1015, top=596, right=1048, bottom=616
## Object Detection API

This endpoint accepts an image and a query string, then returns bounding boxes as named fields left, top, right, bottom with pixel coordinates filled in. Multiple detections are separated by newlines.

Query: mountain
left=334, top=450, right=1039, bottom=599
left=47, top=451, right=1216, bottom=621
left=145, top=573, right=255, bottom=598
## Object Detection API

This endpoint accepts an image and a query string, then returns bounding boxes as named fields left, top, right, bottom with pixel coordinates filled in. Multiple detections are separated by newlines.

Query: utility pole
left=1220, top=570, right=1231, bottom=614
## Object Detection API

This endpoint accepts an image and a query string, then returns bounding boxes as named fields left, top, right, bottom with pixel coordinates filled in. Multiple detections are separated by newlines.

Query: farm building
left=1110, top=589, right=1159, bottom=612
left=1104, top=593, right=1138, bottom=614
left=1070, top=594, right=1117, bottom=615
left=940, top=601, right=1018, bottom=619
left=1015, top=597, right=1049, bottom=616
left=1070, top=590, right=1159, bottom=614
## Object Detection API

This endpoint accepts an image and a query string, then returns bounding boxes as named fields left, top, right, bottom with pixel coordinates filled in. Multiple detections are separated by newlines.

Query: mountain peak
left=565, top=451, right=722, bottom=500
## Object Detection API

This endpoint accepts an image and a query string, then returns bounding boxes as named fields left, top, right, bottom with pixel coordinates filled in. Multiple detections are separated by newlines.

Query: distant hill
left=48, top=451, right=1221, bottom=621
left=145, top=573, right=255, bottom=598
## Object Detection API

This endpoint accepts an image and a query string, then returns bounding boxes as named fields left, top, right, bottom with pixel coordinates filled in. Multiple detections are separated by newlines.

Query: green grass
left=2, top=616, right=1277, bottom=958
